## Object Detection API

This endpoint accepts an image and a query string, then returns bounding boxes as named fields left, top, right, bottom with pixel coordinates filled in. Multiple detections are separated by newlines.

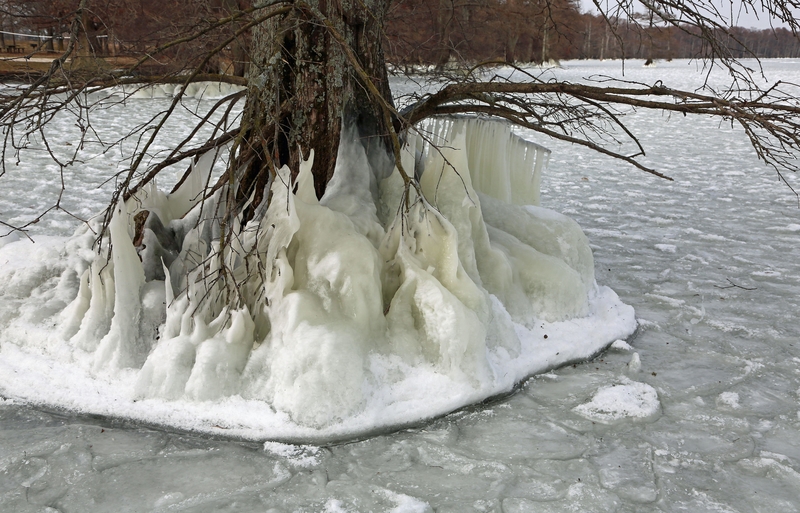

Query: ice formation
left=573, top=378, right=660, bottom=423
left=107, top=81, right=245, bottom=100
left=0, top=117, right=635, bottom=440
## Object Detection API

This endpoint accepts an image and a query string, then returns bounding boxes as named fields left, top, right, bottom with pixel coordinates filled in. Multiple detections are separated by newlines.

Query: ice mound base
left=0, top=118, right=635, bottom=442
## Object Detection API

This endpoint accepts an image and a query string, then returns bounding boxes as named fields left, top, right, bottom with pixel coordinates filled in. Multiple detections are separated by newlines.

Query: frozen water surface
left=2, top=59, right=800, bottom=511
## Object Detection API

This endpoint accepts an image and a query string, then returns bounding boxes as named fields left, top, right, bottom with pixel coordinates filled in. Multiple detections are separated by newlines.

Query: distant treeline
left=4, top=0, right=799, bottom=71
left=384, top=0, right=800, bottom=66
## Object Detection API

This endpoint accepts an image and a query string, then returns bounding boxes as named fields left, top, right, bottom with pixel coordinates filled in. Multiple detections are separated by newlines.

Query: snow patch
left=573, top=378, right=660, bottom=423
left=610, top=339, right=633, bottom=351
left=716, top=392, right=740, bottom=409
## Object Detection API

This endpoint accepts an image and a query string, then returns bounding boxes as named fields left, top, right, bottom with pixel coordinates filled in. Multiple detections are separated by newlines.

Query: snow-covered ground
left=1, top=59, right=800, bottom=511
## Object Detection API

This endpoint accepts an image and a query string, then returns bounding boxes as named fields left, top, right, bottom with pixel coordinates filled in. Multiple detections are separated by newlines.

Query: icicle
left=417, top=116, right=550, bottom=207
left=91, top=202, right=148, bottom=371
left=295, top=149, right=317, bottom=204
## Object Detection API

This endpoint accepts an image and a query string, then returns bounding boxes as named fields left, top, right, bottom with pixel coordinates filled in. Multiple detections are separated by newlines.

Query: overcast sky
left=579, top=0, right=795, bottom=30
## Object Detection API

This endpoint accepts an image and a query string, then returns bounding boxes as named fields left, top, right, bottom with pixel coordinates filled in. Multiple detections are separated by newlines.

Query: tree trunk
left=46, top=27, right=55, bottom=52
left=505, top=26, right=520, bottom=63
left=108, top=28, right=115, bottom=56
left=434, top=0, right=454, bottom=70
left=71, top=9, right=105, bottom=71
left=223, top=0, right=249, bottom=77
left=541, top=23, right=549, bottom=63
left=232, top=40, right=248, bottom=77
left=238, top=0, right=394, bottom=202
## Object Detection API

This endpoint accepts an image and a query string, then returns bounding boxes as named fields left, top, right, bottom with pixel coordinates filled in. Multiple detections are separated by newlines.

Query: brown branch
left=123, top=128, right=240, bottom=202
left=401, top=77, right=800, bottom=179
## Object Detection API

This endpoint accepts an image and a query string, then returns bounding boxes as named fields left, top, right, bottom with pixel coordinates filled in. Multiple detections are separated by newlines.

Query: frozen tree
left=1, top=0, right=799, bottom=431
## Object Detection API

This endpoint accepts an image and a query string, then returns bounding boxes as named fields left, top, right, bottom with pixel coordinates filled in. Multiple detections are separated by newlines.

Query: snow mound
left=610, top=339, right=633, bottom=351
left=573, top=378, right=660, bottom=423
left=0, top=117, right=635, bottom=441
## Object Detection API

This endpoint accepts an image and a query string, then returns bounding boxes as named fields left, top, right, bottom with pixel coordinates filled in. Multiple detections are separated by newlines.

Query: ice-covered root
left=60, top=151, right=221, bottom=373
left=130, top=152, right=384, bottom=426
left=380, top=199, right=494, bottom=385
left=241, top=158, right=387, bottom=426
left=402, top=120, right=592, bottom=324
left=52, top=116, right=612, bottom=429
left=60, top=203, right=165, bottom=373
left=478, top=194, right=595, bottom=290
left=135, top=301, right=255, bottom=401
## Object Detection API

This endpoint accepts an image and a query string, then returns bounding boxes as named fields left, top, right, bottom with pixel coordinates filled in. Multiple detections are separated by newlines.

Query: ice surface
left=2, top=59, right=800, bottom=512
left=0, top=114, right=635, bottom=440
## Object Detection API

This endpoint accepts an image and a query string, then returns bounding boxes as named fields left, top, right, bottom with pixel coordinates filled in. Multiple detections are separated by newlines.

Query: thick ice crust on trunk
left=0, top=118, right=635, bottom=440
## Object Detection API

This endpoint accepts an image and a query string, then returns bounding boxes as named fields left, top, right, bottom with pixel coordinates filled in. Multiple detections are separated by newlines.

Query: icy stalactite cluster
left=421, top=116, right=550, bottom=207
left=5, top=117, right=635, bottom=434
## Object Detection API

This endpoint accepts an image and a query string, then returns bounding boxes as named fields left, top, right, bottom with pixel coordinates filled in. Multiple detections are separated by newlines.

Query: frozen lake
left=2, top=59, right=800, bottom=512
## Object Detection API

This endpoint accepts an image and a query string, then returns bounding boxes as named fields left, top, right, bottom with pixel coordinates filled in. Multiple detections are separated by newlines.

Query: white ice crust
left=107, top=81, right=245, bottom=100
left=0, top=117, right=635, bottom=441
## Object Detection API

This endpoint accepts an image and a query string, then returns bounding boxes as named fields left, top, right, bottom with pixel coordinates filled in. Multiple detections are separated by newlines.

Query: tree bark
left=238, top=0, right=394, bottom=202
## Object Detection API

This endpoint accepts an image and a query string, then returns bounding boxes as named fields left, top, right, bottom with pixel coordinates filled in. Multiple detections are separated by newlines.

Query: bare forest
left=2, top=0, right=799, bottom=77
